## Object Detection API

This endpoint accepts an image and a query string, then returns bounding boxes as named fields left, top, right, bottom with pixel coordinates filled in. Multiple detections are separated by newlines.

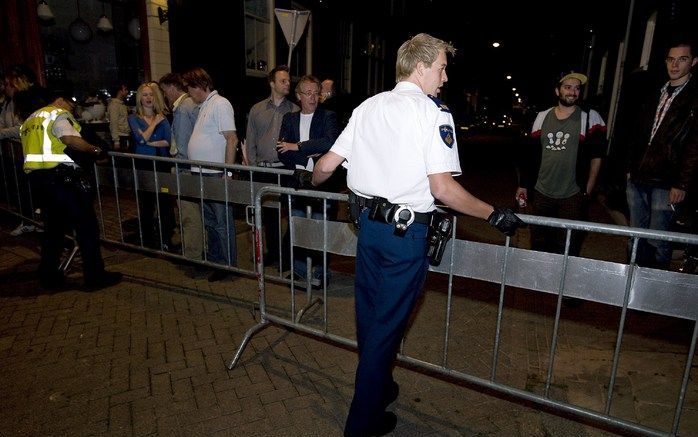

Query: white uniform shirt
left=188, top=90, right=236, bottom=173
left=330, top=81, right=461, bottom=212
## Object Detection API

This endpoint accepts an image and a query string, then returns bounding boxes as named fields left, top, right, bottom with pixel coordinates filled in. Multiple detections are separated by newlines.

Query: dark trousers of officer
left=28, top=166, right=105, bottom=283
left=344, top=209, right=429, bottom=435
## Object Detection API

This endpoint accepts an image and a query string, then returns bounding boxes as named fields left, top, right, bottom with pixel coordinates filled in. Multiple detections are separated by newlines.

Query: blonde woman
left=127, top=82, right=175, bottom=249
left=128, top=82, right=171, bottom=156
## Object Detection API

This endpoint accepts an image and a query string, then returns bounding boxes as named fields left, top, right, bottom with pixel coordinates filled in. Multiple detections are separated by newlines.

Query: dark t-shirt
left=535, top=107, right=581, bottom=198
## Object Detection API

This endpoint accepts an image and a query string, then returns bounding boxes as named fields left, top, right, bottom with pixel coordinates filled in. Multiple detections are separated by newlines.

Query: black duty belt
left=349, top=192, right=433, bottom=226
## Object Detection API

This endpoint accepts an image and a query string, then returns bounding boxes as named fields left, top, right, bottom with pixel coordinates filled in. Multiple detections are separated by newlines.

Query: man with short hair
left=626, top=39, right=698, bottom=268
left=20, top=87, right=122, bottom=290
left=245, top=65, right=299, bottom=166
left=244, top=65, right=299, bottom=265
left=182, top=68, right=239, bottom=281
left=107, top=84, right=130, bottom=150
left=313, top=33, right=522, bottom=436
left=516, top=72, right=606, bottom=256
left=276, top=75, right=339, bottom=284
left=159, top=73, right=203, bottom=264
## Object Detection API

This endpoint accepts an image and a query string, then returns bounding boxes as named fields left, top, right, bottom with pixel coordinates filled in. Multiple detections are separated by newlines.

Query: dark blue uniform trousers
left=344, top=210, right=429, bottom=435
left=28, top=167, right=105, bottom=283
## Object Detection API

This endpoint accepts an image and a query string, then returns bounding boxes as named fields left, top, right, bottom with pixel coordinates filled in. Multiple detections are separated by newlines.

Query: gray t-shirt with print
left=535, top=107, right=581, bottom=198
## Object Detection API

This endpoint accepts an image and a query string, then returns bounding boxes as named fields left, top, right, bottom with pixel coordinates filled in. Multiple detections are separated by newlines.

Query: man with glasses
left=626, top=38, right=698, bottom=268
left=276, top=75, right=339, bottom=285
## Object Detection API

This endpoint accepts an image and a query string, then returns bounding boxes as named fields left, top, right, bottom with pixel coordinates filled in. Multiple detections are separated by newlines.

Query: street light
left=506, top=75, right=512, bottom=80
left=492, top=42, right=500, bottom=48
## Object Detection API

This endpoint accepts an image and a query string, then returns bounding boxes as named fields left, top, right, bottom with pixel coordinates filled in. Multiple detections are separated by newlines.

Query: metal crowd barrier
left=3, top=143, right=698, bottom=435
left=91, top=152, right=296, bottom=279
left=0, top=140, right=38, bottom=225
left=228, top=185, right=698, bottom=437
left=0, top=145, right=304, bottom=282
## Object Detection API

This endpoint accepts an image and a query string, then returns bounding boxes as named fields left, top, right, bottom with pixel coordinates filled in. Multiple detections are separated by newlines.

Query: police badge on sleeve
left=439, top=125, right=455, bottom=148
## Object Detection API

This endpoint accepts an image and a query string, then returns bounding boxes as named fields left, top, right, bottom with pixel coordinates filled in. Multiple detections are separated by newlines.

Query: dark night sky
left=350, top=0, right=631, bottom=115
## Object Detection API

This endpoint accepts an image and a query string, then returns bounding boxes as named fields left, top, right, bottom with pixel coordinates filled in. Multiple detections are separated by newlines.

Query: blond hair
left=135, top=82, right=168, bottom=116
left=395, top=33, right=455, bottom=82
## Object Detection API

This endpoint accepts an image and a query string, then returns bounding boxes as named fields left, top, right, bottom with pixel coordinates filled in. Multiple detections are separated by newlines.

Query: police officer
left=312, top=33, right=523, bottom=436
left=20, top=87, right=122, bottom=290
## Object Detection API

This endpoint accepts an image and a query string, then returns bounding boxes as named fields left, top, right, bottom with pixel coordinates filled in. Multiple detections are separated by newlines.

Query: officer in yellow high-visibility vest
left=20, top=88, right=122, bottom=290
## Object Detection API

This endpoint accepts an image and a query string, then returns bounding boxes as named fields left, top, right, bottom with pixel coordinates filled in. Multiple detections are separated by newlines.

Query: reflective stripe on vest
left=22, top=108, right=75, bottom=165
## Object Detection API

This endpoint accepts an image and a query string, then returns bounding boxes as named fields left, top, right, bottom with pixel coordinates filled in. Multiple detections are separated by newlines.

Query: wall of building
left=144, top=0, right=171, bottom=82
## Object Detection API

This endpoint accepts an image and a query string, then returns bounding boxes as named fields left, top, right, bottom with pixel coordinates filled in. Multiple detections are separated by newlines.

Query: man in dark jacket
left=276, top=75, right=339, bottom=285
left=516, top=72, right=607, bottom=256
left=626, top=39, right=698, bottom=268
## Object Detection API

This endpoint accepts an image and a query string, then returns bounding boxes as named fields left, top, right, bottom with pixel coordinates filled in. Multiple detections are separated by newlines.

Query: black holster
left=427, top=213, right=452, bottom=266
left=347, top=192, right=363, bottom=230
left=54, top=165, right=94, bottom=194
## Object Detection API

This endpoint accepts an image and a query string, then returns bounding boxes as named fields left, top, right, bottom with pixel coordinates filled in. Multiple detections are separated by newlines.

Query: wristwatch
left=297, top=141, right=303, bottom=151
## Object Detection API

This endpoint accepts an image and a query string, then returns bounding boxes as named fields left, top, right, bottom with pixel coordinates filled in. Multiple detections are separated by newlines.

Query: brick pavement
left=1, top=213, right=697, bottom=437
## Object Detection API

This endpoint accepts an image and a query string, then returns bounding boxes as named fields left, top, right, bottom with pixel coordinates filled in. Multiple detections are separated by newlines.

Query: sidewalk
left=0, top=214, right=694, bottom=436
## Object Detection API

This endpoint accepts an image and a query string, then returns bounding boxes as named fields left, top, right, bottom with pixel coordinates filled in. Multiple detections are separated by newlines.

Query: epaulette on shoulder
left=428, top=94, right=450, bottom=113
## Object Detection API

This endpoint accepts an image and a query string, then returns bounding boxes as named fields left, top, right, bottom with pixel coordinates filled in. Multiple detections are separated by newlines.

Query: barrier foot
left=295, top=297, right=323, bottom=324
left=59, top=245, right=79, bottom=273
left=227, top=320, right=271, bottom=369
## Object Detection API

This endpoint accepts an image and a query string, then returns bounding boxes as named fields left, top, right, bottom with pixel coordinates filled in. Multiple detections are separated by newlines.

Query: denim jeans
left=199, top=173, right=237, bottom=266
left=626, top=179, right=675, bottom=267
left=202, top=199, right=236, bottom=265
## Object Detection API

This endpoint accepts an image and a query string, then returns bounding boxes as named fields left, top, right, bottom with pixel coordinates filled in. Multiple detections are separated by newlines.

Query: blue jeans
left=626, top=179, right=675, bottom=267
left=199, top=173, right=236, bottom=266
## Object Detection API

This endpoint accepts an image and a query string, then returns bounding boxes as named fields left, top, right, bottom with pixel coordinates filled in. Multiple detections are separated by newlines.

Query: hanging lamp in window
left=69, top=0, right=93, bottom=43
left=96, top=0, right=113, bottom=33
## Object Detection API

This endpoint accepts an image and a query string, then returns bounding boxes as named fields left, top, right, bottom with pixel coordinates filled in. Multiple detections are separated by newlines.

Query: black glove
left=294, top=169, right=314, bottom=190
left=487, top=207, right=524, bottom=236
left=95, top=147, right=108, bottom=160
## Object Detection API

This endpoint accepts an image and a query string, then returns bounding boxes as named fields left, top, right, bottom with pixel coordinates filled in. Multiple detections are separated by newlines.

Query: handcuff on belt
left=347, top=192, right=432, bottom=235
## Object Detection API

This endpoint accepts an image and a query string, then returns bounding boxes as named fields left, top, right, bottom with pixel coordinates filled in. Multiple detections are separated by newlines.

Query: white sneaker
left=10, top=223, right=36, bottom=236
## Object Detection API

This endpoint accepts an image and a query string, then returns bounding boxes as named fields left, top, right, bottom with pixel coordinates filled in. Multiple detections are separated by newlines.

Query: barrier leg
left=58, top=245, right=79, bottom=273
left=295, top=203, right=323, bottom=323
left=226, top=320, right=271, bottom=369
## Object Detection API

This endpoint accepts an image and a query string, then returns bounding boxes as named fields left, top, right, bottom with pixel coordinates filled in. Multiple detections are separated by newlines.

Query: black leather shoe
left=85, top=271, right=123, bottom=291
left=383, top=381, right=399, bottom=409
left=39, top=272, right=66, bottom=290
left=344, top=412, right=397, bottom=437
left=371, top=412, right=397, bottom=436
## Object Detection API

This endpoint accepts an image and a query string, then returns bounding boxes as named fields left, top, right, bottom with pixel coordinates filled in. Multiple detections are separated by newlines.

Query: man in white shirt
left=312, top=33, right=523, bottom=436
left=182, top=68, right=238, bottom=281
